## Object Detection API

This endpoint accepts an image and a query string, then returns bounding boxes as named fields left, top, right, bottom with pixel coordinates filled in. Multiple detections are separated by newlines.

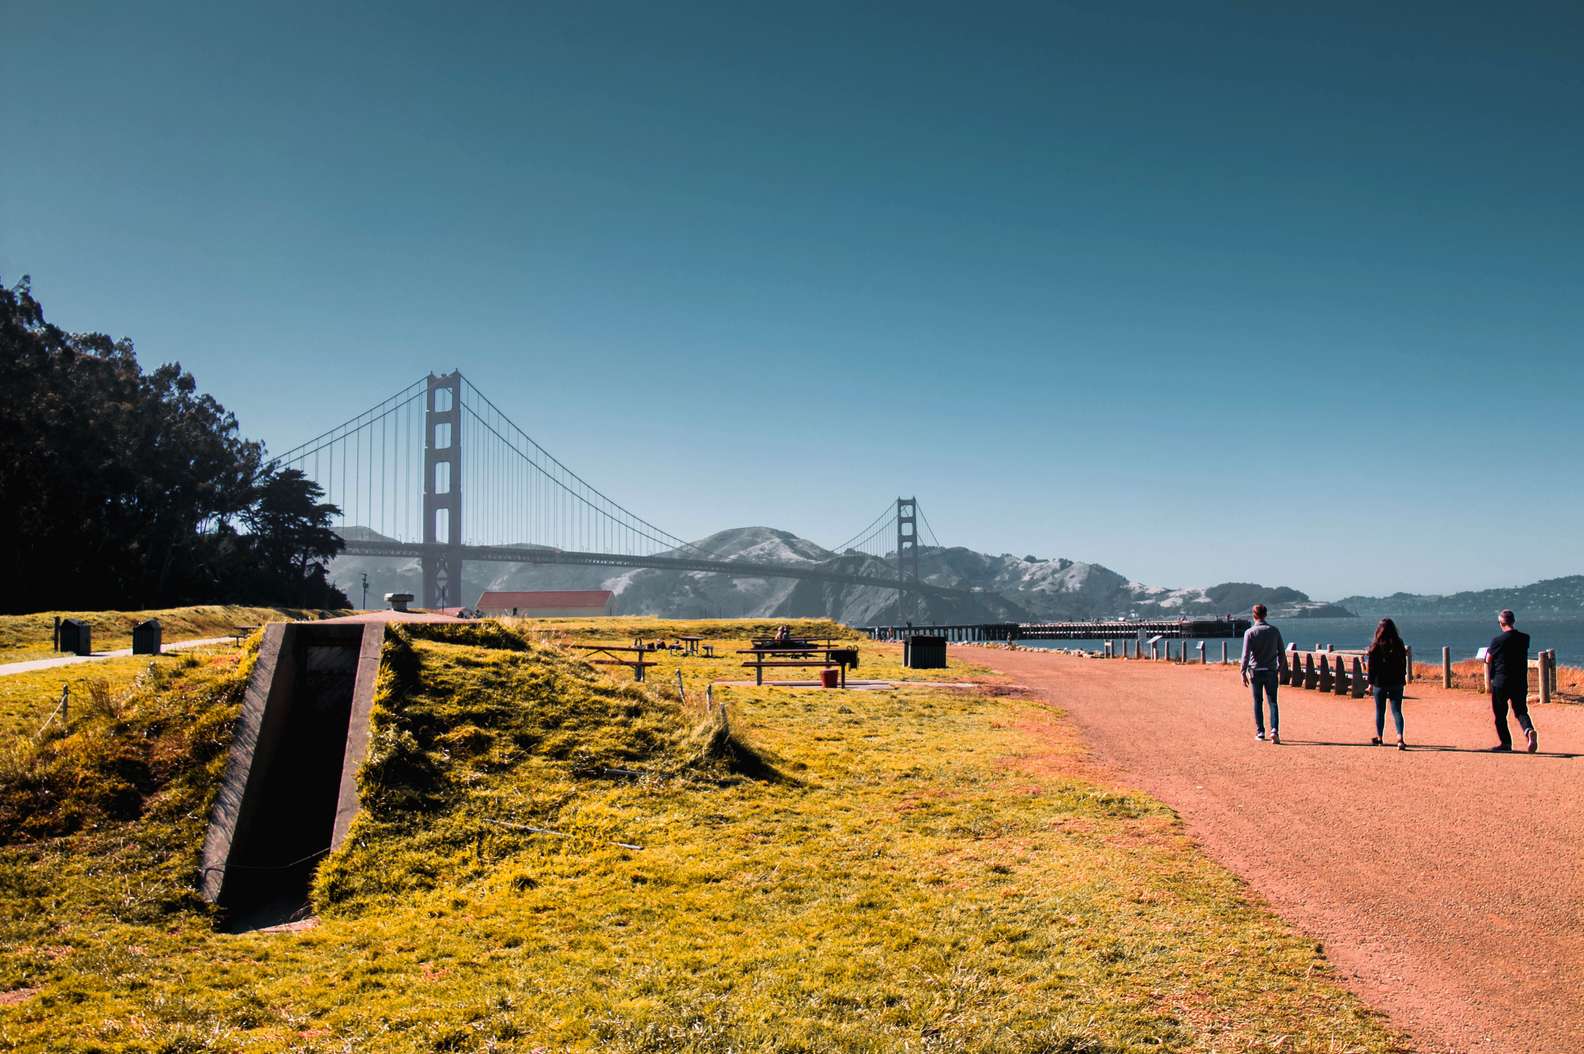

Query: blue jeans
left=1250, top=669, right=1279, bottom=734
left=1372, top=685, right=1404, bottom=738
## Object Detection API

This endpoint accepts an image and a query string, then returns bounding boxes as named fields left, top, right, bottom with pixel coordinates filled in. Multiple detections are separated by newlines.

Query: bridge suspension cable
left=828, top=504, right=897, bottom=555
left=457, top=377, right=706, bottom=557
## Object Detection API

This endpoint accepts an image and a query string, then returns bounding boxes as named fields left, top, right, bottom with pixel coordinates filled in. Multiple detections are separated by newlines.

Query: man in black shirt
left=1485, top=609, right=1537, bottom=753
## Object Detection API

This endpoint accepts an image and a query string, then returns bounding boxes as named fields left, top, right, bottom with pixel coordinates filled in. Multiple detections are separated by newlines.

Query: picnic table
left=230, top=625, right=258, bottom=645
left=569, top=643, right=656, bottom=682
left=676, top=635, right=703, bottom=657
left=737, top=645, right=859, bottom=687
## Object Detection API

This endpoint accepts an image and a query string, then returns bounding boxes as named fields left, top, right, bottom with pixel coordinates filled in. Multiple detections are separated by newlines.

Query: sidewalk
left=0, top=636, right=234, bottom=678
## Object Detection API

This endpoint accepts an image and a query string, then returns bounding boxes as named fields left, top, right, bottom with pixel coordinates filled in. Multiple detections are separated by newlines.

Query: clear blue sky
left=4, top=1, right=1580, bottom=598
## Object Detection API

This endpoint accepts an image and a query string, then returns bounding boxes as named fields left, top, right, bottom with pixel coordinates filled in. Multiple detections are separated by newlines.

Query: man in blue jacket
left=1240, top=604, right=1288, bottom=744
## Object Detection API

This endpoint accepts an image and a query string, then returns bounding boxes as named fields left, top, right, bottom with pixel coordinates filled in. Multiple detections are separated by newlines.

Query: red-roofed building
left=474, top=590, right=615, bottom=617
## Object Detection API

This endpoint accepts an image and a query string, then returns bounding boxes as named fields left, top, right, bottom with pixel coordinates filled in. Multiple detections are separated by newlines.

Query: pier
left=864, top=617, right=1252, bottom=643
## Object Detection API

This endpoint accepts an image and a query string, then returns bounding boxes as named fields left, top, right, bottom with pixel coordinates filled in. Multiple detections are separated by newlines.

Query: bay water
left=1021, top=613, right=1584, bottom=667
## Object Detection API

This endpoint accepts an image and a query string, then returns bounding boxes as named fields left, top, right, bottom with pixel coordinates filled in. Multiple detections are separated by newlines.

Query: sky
left=3, top=1, right=1581, bottom=599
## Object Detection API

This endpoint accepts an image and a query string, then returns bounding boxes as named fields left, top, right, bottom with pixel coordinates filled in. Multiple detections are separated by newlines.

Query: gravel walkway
left=970, top=647, right=1583, bottom=1054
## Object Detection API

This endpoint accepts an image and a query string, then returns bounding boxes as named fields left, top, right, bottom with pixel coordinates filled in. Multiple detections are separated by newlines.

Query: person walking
left=1486, top=609, right=1538, bottom=753
left=1240, top=603, right=1287, bottom=744
left=1365, top=618, right=1409, bottom=750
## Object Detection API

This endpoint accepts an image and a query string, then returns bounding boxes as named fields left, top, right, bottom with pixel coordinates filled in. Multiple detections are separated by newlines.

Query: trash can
left=132, top=619, right=162, bottom=655
left=819, top=667, right=841, bottom=689
left=903, top=635, right=947, bottom=669
left=59, top=619, right=92, bottom=656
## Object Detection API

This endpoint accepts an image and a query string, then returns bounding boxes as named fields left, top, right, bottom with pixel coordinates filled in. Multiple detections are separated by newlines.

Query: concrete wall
left=198, top=621, right=384, bottom=906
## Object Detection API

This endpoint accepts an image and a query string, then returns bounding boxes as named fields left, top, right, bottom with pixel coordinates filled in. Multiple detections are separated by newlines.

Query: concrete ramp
left=199, top=622, right=383, bottom=924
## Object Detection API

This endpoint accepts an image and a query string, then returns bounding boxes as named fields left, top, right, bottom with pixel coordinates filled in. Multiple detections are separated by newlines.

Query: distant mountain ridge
left=1339, top=575, right=1584, bottom=617
left=329, top=525, right=1352, bottom=624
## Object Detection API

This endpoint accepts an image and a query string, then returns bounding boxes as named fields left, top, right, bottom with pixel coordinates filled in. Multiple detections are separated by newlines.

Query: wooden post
left=1442, top=646, right=1452, bottom=689
left=1406, top=645, right=1413, bottom=682
left=1221, top=641, right=1229, bottom=665
left=1550, top=650, right=1559, bottom=694
left=1334, top=656, right=1350, bottom=696
left=675, top=669, right=686, bottom=704
left=1538, top=651, right=1552, bottom=706
left=1317, top=654, right=1333, bottom=693
left=1304, top=653, right=1319, bottom=689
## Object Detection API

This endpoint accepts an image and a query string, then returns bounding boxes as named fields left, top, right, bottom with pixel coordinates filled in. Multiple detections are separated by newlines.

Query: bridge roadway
left=339, top=539, right=985, bottom=600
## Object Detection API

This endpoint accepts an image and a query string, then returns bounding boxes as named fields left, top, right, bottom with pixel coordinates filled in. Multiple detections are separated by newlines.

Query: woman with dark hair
left=1366, top=617, right=1409, bottom=749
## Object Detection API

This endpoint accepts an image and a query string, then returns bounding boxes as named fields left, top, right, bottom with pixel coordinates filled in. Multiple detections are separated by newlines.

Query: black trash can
left=59, top=619, right=92, bottom=657
left=132, top=618, right=162, bottom=655
left=903, top=634, right=947, bottom=669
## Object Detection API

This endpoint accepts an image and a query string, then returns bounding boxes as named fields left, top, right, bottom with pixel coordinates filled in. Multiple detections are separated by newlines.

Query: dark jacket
left=1366, top=640, right=1408, bottom=689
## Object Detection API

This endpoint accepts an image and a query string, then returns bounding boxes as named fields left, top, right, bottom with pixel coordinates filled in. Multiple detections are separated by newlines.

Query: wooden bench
left=230, top=626, right=258, bottom=645
left=739, top=646, right=858, bottom=686
left=741, top=658, right=848, bottom=687
left=568, top=643, right=655, bottom=682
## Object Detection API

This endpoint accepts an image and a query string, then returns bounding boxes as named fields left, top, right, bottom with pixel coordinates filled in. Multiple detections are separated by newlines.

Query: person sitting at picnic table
left=773, top=624, right=791, bottom=643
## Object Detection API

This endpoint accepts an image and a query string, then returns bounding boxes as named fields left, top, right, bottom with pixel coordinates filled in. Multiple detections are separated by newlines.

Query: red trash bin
left=819, top=667, right=841, bottom=689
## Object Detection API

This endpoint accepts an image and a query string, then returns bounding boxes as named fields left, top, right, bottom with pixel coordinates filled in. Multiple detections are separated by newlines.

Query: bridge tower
left=422, top=371, right=464, bottom=609
left=896, top=496, right=919, bottom=622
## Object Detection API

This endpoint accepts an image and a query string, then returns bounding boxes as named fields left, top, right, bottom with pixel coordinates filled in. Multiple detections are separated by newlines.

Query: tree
left=0, top=275, right=348, bottom=612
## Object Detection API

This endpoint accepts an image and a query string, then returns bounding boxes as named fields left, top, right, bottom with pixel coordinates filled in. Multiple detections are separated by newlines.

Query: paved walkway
left=968, top=648, right=1583, bottom=1054
left=0, top=636, right=234, bottom=678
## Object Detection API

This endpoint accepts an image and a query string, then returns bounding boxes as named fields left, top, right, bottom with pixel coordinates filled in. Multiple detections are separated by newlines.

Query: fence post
left=1442, top=646, right=1452, bottom=689
left=1198, top=642, right=1206, bottom=665
left=675, top=669, right=686, bottom=704
left=1538, top=652, right=1552, bottom=706
left=1550, top=649, right=1559, bottom=694
left=1406, top=645, right=1413, bottom=682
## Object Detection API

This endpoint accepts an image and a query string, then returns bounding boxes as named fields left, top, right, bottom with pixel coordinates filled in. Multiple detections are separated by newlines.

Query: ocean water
left=1021, top=614, right=1584, bottom=667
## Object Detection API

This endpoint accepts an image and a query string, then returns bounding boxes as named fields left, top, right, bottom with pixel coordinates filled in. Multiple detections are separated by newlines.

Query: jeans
left=1250, top=669, right=1279, bottom=734
left=1372, top=685, right=1404, bottom=738
left=1491, top=682, right=1534, bottom=748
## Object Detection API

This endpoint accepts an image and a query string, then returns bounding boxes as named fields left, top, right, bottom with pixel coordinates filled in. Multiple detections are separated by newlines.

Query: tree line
left=0, top=276, right=349, bottom=613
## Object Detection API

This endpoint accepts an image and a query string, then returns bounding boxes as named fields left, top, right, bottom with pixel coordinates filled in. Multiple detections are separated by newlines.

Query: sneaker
left=1370, top=737, right=1382, bottom=746
left=1254, top=732, right=1266, bottom=742
left=1269, top=731, right=1280, bottom=745
left=1396, top=738, right=1406, bottom=751
left=1525, top=728, right=1538, bottom=754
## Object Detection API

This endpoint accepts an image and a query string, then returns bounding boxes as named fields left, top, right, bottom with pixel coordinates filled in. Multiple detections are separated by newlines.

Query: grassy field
left=0, top=605, right=340, bottom=663
left=0, top=618, right=1406, bottom=1052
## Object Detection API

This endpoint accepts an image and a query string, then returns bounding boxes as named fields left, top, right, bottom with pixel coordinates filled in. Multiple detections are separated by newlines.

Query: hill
left=1339, top=574, right=1584, bottom=617
left=330, top=526, right=1351, bottom=623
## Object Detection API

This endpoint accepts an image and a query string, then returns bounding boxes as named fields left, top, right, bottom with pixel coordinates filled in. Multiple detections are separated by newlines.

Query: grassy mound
left=314, top=622, right=746, bottom=912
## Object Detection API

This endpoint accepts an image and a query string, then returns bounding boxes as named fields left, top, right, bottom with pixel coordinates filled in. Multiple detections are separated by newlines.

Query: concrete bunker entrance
left=200, top=622, right=381, bottom=930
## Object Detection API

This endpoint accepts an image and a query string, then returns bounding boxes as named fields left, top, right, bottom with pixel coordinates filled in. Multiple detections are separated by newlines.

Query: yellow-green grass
left=0, top=621, right=1405, bottom=1052
left=0, top=605, right=341, bottom=664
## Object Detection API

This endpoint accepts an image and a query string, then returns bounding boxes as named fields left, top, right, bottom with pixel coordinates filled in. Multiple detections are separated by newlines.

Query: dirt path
left=969, top=647, right=1584, bottom=1054
left=0, top=636, right=233, bottom=678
